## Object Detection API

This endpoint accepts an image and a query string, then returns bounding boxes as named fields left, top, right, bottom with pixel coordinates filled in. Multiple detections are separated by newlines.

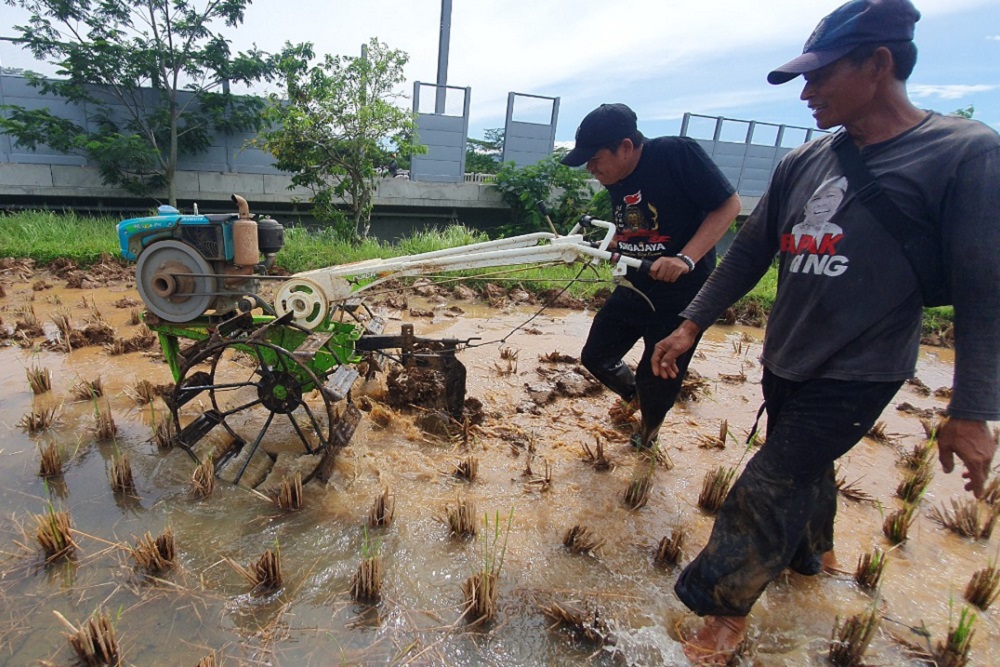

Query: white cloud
left=910, top=84, right=1000, bottom=99
left=988, top=35, right=1000, bottom=41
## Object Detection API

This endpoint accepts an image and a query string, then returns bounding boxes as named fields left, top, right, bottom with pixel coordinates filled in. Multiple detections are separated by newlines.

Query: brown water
left=0, top=272, right=998, bottom=666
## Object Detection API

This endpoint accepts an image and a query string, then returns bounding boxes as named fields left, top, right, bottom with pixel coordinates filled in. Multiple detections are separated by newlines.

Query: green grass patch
left=0, top=211, right=120, bottom=265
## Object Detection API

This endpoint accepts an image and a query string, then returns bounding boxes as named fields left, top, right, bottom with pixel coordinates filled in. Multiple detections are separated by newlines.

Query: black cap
left=767, top=0, right=920, bottom=85
left=561, top=103, right=638, bottom=167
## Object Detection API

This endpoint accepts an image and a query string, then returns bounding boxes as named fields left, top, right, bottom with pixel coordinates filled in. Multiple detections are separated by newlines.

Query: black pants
left=675, top=368, right=903, bottom=617
left=580, top=286, right=700, bottom=444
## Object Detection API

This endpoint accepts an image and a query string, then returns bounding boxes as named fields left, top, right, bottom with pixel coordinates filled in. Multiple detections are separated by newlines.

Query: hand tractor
left=117, top=195, right=647, bottom=489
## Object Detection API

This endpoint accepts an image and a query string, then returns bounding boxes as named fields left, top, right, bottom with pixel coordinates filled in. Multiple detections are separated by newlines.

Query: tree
left=259, top=38, right=422, bottom=241
left=490, top=154, right=595, bottom=236
left=0, top=0, right=287, bottom=206
left=465, top=128, right=504, bottom=175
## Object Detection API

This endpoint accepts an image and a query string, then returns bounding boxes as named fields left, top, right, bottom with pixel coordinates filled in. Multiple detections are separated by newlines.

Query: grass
left=0, top=211, right=958, bottom=331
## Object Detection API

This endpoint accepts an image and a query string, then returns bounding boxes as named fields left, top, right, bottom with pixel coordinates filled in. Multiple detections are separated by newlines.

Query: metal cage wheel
left=168, top=337, right=337, bottom=484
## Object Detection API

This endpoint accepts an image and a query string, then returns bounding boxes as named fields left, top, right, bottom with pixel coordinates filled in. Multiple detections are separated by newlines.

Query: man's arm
left=649, top=193, right=742, bottom=282
left=938, top=145, right=1000, bottom=496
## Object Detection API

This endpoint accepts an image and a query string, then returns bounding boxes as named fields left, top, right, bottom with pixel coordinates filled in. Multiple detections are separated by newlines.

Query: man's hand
left=938, top=417, right=997, bottom=498
left=652, top=320, right=701, bottom=379
left=648, top=256, right=690, bottom=283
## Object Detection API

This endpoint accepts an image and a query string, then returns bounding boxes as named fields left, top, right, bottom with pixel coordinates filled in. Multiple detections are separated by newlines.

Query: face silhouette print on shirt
left=782, top=176, right=850, bottom=277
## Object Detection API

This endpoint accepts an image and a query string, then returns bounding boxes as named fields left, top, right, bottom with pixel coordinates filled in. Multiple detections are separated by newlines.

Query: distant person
left=650, top=0, right=1000, bottom=661
left=387, top=154, right=398, bottom=178
left=561, top=103, right=740, bottom=449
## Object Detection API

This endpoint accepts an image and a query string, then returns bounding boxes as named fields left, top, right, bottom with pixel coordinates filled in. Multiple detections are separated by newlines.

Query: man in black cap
left=652, top=0, right=1000, bottom=661
left=562, top=103, right=740, bottom=450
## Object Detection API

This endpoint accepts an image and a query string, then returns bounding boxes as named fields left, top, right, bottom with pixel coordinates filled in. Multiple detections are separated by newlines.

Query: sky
left=1, top=0, right=999, bottom=148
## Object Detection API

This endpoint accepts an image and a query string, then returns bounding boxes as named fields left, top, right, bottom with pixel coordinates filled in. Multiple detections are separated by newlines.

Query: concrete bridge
left=2, top=75, right=813, bottom=235
left=0, top=159, right=762, bottom=238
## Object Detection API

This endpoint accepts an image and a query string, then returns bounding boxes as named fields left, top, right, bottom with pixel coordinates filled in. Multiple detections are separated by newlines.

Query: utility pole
left=435, top=0, right=452, bottom=114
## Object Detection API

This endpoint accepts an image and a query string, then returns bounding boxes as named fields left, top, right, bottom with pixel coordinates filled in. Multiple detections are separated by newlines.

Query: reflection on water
left=0, top=276, right=997, bottom=666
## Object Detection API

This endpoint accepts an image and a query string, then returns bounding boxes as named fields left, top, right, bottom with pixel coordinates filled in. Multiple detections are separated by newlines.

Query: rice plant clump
left=835, top=467, right=874, bottom=503
left=563, top=524, right=606, bottom=555
left=854, top=546, right=888, bottom=591
left=461, top=510, right=513, bottom=625
left=70, top=377, right=104, bottom=401
left=93, top=402, right=117, bottom=440
left=698, top=466, right=737, bottom=513
left=934, top=606, right=976, bottom=667
left=152, top=412, right=176, bottom=449
left=929, top=499, right=1000, bottom=540
left=35, top=503, right=76, bottom=560
left=882, top=502, right=919, bottom=544
left=192, top=459, right=216, bottom=498
left=54, top=608, right=121, bottom=667
left=273, top=474, right=303, bottom=510
left=541, top=600, right=613, bottom=646
left=896, top=465, right=933, bottom=503
left=654, top=528, right=686, bottom=568
left=982, top=477, right=1000, bottom=506
left=623, top=464, right=654, bottom=510
left=130, top=528, right=176, bottom=575
left=368, top=487, right=396, bottom=528
left=964, top=563, right=1000, bottom=611
left=452, top=456, right=479, bottom=482
left=446, top=497, right=477, bottom=538
left=228, top=546, right=282, bottom=594
left=39, top=442, right=63, bottom=478
left=18, top=407, right=59, bottom=433
left=899, top=439, right=936, bottom=470
left=127, top=379, right=158, bottom=405
left=350, top=529, right=383, bottom=602
left=581, top=436, right=613, bottom=471
left=109, top=453, right=135, bottom=494
left=26, top=365, right=52, bottom=394
left=829, top=609, right=881, bottom=666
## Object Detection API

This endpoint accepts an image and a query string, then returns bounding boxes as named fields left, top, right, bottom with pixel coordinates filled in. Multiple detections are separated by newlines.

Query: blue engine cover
left=118, top=205, right=236, bottom=262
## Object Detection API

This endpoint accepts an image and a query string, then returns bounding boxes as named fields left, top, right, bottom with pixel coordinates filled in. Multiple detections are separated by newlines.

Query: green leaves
left=490, top=155, right=595, bottom=236
left=259, top=37, right=421, bottom=241
left=3, top=0, right=299, bottom=204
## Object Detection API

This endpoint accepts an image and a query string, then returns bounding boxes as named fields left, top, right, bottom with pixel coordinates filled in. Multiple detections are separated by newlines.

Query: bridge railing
left=679, top=112, right=827, bottom=197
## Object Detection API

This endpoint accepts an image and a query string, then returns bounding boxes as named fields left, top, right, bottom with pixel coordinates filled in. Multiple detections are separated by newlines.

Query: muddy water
left=0, top=272, right=998, bottom=666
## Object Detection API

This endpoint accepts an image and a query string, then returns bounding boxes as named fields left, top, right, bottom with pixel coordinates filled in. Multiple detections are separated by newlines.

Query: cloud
left=988, top=35, right=1000, bottom=41
left=909, top=84, right=1000, bottom=100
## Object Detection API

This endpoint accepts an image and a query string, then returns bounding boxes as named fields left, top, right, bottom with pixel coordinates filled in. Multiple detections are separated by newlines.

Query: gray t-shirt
left=682, top=112, right=1000, bottom=421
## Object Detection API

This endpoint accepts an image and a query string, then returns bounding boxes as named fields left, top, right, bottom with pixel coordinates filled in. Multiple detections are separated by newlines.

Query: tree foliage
left=259, top=38, right=422, bottom=241
left=0, top=0, right=287, bottom=206
left=490, top=154, right=595, bottom=236
left=465, top=128, right=503, bottom=175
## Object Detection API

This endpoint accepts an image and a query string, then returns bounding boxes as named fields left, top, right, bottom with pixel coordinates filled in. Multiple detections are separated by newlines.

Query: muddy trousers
left=580, top=286, right=700, bottom=444
left=675, top=369, right=903, bottom=616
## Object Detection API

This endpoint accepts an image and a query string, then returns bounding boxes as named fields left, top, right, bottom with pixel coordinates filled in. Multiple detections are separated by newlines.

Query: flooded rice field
left=0, top=261, right=998, bottom=666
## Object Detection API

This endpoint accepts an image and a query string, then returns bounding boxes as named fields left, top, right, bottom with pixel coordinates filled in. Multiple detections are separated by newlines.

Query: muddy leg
left=633, top=326, right=701, bottom=448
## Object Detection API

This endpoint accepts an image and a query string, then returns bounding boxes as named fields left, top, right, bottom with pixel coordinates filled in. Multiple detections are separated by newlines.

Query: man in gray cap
left=562, top=103, right=740, bottom=451
left=652, top=0, right=1000, bottom=661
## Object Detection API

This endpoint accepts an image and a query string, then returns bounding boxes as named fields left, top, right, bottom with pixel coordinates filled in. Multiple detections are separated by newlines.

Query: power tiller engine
left=118, top=194, right=284, bottom=323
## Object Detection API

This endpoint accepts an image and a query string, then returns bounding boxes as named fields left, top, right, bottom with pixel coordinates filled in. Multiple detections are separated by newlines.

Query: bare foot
left=682, top=615, right=747, bottom=665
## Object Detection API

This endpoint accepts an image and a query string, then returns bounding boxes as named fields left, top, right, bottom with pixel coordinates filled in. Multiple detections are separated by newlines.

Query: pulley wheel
left=136, top=240, right=215, bottom=322
left=274, top=278, right=330, bottom=330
